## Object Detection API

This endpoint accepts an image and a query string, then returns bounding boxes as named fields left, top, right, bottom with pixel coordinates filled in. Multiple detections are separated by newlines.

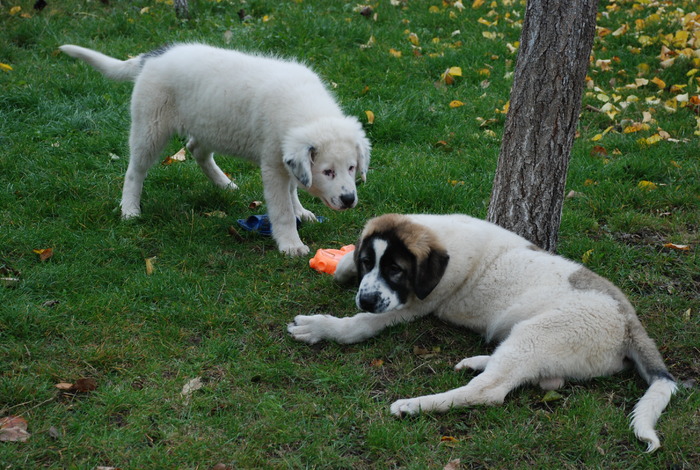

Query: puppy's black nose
left=340, top=193, right=356, bottom=209
left=358, top=292, right=381, bottom=313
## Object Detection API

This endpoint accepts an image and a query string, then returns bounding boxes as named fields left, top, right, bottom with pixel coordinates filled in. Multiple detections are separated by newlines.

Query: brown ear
left=413, top=248, right=449, bottom=300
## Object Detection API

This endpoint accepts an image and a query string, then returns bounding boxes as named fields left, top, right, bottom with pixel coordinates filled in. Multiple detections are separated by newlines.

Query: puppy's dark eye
left=360, top=256, right=373, bottom=271
left=349, top=165, right=355, bottom=173
left=387, top=264, right=404, bottom=279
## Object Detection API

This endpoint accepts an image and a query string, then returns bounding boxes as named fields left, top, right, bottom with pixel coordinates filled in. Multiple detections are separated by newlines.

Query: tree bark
left=174, top=0, right=188, bottom=19
left=486, top=0, right=599, bottom=252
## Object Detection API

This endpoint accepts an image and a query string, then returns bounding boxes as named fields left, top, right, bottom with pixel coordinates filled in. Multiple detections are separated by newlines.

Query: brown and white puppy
left=59, top=43, right=371, bottom=256
left=288, top=213, right=676, bottom=452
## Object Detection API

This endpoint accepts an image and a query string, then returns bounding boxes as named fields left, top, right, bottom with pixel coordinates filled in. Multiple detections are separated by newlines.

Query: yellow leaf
left=448, top=66, right=462, bottom=77
left=389, top=48, right=402, bottom=58
left=9, top=6, right=21, bottom=15
left=145, top=257, right=156, bottom=275
left=365, top=110, right=375, bottom=124
left=482, top=31, right=497, bottom=40
left=429, top=5, right=440, bottom=13
left=407, top=32, right=419, bottom=46
left=637, top=180, right=657, bottom=191
left=623, top=122, right=650, bottom=133
left=645, top=134, right=662, bottom=145
left=478, top=17, right=492, bottom=26
left=449, top=100, right=465, bottom=108
left=651, top=77, right=666, bottom=89
left=140, top=6, right=150, bottom=14
left=582, top=249, right=594, bottom=264
left=0, top=63, right=13, bottom=72
left=472, top=0, right=484, bottom=8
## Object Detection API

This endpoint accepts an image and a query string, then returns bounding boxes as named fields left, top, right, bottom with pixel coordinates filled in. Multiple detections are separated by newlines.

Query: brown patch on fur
left=568, top=267, right=634, bottom=316
left=361, top=214, right=446, bottom=262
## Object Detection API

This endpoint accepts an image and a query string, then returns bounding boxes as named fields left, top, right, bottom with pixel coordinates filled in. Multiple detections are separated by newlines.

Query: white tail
left=630, top=377, right=677, bottom=452
left=59, top=45, right=142, bottom=81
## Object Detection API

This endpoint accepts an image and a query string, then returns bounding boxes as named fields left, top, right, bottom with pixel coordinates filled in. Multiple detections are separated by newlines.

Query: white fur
left=60, top=43, right=371, bottom=255
left=288, top=214, right=676, bottom=452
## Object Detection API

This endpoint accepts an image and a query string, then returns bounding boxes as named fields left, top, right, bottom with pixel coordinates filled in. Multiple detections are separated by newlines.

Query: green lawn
left=1, top=0, right=698, bottom=468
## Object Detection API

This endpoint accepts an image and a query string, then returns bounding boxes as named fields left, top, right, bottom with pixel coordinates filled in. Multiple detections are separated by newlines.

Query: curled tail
left=626, top=316, right=677, bottom=452
left=59, top=44, right=143, bottom=81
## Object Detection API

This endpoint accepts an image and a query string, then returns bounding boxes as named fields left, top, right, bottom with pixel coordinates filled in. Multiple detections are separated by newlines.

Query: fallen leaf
left=248, top=200, right=263, bottom=210
left=161, top=147, right=186, bottom=165
left=590, top=145, right=608, bottom=156
left=582, top=249, right=594, bottom=264
left=650, top=76, right=666, bottom=89
left=145, top=257, right=156, bottom=275
left=444, top=459, right=461, bottom=470
left=407, top=32, right=419, bottom=46
left=33, top=248, right=53, bottom=262
left=72, top=378, right=97, bottom=393
left=0, top=63, right=13, bottom=72
left=365, top=110, right=375, bottom=124
left=637, top=180, right=657, bottom=191
left=663, top=243, right=690, bottom=251
left=389, top=48, right=402, bottom=58
left=449, top=100, right=465, bottom=108
left=181, top=377, right=203, bottom=397
left=55, top=382, right=73, bottom=391
left=0, top=416, right=30, bottom=442
left=370, top=359, right=384, bottom=367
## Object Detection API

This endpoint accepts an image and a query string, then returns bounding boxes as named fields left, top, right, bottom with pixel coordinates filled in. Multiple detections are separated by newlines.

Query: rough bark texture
left=174, top=0, right=188, bottom=19
left=486, top=0, right=599, bottom=252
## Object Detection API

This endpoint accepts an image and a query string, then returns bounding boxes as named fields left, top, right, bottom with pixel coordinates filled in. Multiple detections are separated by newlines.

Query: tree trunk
left=486, top=0, right=599, bottom=252
left=174, top=0, right=188, bottom=19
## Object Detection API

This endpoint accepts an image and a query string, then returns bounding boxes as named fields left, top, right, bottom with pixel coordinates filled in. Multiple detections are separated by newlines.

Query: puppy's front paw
left=295, top=208, right=317, bottom=222
left=279, top=243, right=310, bottom=256
left=287, top=314, right=330, bottom=344
left=390, top=398, right=422, bottom=417
left=454, top=355, right=490, bottom=372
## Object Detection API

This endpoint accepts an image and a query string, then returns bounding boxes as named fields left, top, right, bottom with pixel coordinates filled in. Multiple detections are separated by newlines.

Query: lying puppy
left=288, top=214, right=676, bottom=452
left=59, top=43, right=371, bottom=255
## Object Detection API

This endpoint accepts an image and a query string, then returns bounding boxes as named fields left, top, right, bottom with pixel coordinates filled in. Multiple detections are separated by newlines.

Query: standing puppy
left=288, top=213, right=676, bottom=452
left=60, top=43, right=371, bottom=255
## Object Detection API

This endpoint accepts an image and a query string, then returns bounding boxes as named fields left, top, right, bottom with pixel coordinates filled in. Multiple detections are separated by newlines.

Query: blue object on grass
left=237, top=214, right=326, bottom=237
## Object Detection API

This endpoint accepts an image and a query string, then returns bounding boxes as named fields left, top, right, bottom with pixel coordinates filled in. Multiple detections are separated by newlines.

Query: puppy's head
left=282, top=116, right=371, bottom=210
left=354, top=214, right=449, bottom=313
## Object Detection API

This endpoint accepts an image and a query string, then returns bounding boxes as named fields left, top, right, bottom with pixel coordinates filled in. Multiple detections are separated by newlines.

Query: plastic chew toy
left=309, top=245, right=355, bottom=274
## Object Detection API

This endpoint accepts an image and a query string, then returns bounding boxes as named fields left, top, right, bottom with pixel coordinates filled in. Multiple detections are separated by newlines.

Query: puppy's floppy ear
left=413, top=248, right=449, bottom=300
left=356, top=135, right=371, bottom=183
left=349, top=116, right=372, bottom=182
left=283, top=145, right=316, bottom=188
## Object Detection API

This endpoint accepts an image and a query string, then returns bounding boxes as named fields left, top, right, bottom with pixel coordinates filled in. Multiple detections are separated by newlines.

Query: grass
left=1, top=0, right=699, bottom=468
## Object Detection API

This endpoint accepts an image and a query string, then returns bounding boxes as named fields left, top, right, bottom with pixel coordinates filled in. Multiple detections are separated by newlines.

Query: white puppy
left=59, top=43, right=371, bottom=255
left=288, top=213, right=677, bottom=452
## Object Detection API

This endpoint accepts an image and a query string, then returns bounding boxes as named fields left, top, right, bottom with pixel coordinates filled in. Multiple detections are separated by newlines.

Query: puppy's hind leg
left=392, top=318, right=559, bottom=417
left=121, top=88, right=174, bottom=219
left=187, top=138, right=238, bottom=190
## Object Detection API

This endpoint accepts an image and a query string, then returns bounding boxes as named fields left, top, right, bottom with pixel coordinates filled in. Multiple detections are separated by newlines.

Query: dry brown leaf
left=55, top=382, right=73, bottom=391
left=73, top=378, right=98, bottom=393
left=444, top=459, right=461, bottom=470
left=0, top=416, right=30, bottom=442
left=33, top=248, right=53, bottom=262
left=248, top=201, right=263, bottom=210
left=663, top=243, right=690, bottom=251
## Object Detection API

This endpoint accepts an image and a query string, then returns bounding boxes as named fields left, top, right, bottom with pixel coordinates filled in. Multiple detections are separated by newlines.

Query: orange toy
left=309, top=245, right=355, bottom=275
